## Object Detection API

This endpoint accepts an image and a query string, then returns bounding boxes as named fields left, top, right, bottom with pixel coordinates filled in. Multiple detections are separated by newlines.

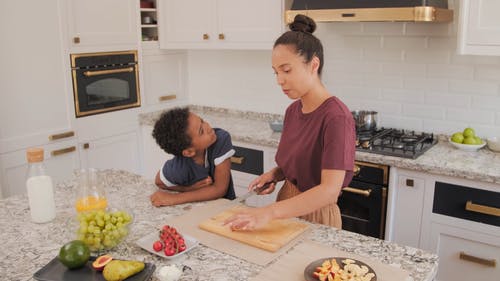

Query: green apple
left=451, top=132, right=464, bottom=143
left=474, top=136, right=483, bottom=145
left=463, top=136, right=476, bottom=145
left=463, top=127, right=475, bottom=138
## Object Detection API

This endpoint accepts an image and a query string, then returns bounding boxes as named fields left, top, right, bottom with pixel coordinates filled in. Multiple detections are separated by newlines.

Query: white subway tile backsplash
left=343, top=35, right=382, bottom=49
left=362, top=22, right=404, bottom=35
left=424, top=92, right=470, bottom=108
left=403, top=104, right=445, bottom=119
left=382, top=63, right=426, bottom=76
left=328, top=61, right=381, bottom=74
left=383, top=36, right=427, bottom=50
left=327, top=71, right=364, bottom=87
left=404, top=50, right=451, bottom=64
left=363, top=49, right=403, bottom=62
left=474, top=65, right=500, bottom=81
left=380, top=115, right=423, bottom=131
left=363, top=74, right=403, bottom=88
left=451, top=54, right=500, bottom=65
left=405, top=23, right=451, bottom=36
left=382, top=89, right=425, bottom=104
left=426, top=64, right=473, bottom=79
left=423, top=119, right=466, bottom=135
left=446, top=108, right=495, bottom=124
left=472, top=96, right=500, bottom=110
left=324, top=47, right=362, bottom=61
left=404, top=78, right=449, bottom=91
left=427, top=37, right=457, bottom=50
left=449, top=79, right=499, bottom=95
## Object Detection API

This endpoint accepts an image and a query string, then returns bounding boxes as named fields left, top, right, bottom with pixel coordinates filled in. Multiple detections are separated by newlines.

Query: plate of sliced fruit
left=304, top=257, right=376, bottom=281
left=136, top=225, right=199, bottom=259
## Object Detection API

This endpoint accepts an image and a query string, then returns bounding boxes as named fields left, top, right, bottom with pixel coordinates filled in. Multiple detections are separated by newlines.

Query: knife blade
left=237, top=181, right=275, bottom=203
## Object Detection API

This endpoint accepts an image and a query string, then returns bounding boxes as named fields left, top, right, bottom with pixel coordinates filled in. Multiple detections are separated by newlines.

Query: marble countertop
left=0, top=170, right=437, bottom=281
left=140, top=105, right=500, bottom=185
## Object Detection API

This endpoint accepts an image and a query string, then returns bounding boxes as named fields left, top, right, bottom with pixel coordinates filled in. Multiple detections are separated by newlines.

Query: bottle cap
left=27, top=148, right=44, bottom=163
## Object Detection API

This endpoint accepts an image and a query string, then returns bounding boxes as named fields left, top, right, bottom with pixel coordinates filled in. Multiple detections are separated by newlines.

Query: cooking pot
left=351, top=110, right=378, bottom=131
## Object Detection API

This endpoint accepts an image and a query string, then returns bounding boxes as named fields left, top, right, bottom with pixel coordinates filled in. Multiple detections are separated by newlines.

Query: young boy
left=150, top=107, right=236, bottom=207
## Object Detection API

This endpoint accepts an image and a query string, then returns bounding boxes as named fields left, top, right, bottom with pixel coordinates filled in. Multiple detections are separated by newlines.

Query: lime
left=451, top=132, right=464, bottom=143
left=58, top=240, right=90, bottom=269
left=463, top=136, right=476, bottom=145
left=463, top=127, right=475, bottom=138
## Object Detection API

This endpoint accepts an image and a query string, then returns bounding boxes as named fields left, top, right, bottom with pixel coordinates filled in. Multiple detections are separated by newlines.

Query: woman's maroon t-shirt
left=275, top=96, right=356, bottom=192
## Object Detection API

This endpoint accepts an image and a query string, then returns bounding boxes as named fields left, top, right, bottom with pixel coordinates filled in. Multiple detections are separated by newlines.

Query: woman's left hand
left=223, top=207, right=273, bottom=231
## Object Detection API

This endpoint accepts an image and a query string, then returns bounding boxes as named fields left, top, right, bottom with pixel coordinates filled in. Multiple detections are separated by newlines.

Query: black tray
left=33, top=256, right=156, bottom=281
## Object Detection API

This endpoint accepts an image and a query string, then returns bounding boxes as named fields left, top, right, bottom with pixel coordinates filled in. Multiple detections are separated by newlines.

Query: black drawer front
left=231, top=146, right=263, bottom=176
left=433, top=181, right=500, bottom=227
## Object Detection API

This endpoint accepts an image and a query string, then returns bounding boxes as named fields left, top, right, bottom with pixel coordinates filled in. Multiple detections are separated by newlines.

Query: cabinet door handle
left=231, top=156, right=245, bottom=165
left=218, top=33, right=225, bottom=40
left=203, top=33, right=209, bottom=40
left=465, top=200, right=500, bottom=217
left=83, top=67, right=134, bottom=77
left=83, top=143, right=90, bottom=149
left=158, top=94, right=177, bottom=102
left=406, top=179, right=414, bottom=187
left=459, top=251, right=497, bottom=267
left=51, top=146, right=76, bottom=157
left=343, top=187, right=372, bottom=197
left=73, top=36, right=80, bottom=44
left=49, top=131, right=75, bottom=141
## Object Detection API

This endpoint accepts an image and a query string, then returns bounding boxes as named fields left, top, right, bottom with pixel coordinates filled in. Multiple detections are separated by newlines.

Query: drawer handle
left=231, top=156, right=245, bottom=165
left=465, top=200, right=500, bottom=217
left=51, top=146, right=76, bottom=156
left=158, top=94, right=177, bottom=102
left=343, top=187, right=372, bottom=197
left=49, top=131, right=75, bottom=141
left=459, top=251, right=497, bottom=267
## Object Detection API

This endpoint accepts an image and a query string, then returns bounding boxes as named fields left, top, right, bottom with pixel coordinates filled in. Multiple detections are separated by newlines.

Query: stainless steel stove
left=356, top=128, right=438, bottom=159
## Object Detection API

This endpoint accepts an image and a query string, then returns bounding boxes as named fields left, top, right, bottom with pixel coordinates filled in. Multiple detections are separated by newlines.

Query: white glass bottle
left=26, top=148, right=56, bottom=223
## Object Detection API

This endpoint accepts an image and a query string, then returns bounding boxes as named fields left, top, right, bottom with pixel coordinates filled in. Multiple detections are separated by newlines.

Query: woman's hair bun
left=289, top=14, right=316, bottom=34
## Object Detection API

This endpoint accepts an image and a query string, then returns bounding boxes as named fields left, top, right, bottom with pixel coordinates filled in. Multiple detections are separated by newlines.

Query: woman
left=224, top=14, right=356, bottom=230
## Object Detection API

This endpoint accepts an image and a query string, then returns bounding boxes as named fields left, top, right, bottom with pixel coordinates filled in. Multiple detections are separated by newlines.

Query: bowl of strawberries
left=136, top=224, right=199, bottom=259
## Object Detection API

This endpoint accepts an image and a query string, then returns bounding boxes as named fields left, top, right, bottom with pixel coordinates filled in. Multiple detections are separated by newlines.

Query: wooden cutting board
left=198, top=205, right=309, bottom=252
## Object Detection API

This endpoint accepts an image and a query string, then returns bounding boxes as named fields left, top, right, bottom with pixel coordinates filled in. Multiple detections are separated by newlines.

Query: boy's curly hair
left=152, top=107, right=191, bottom=156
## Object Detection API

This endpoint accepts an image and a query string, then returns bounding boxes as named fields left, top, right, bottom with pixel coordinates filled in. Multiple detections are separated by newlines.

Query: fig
left=92, top=254, right=113, bottom=271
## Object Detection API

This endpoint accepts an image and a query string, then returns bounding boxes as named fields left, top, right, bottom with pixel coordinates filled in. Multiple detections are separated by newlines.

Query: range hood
left=285, top=0, right=453, bottom=23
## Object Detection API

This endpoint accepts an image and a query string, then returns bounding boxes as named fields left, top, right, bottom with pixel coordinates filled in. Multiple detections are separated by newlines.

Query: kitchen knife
left=237, top=181, right=275, bottom=203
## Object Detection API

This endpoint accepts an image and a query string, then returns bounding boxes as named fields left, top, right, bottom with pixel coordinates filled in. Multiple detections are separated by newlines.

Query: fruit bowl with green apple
left=449, top=127, right=486, bottom=152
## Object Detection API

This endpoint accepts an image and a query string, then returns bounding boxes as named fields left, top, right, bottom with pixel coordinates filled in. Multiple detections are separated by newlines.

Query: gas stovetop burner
left=355, top=128, right=437, bottom=159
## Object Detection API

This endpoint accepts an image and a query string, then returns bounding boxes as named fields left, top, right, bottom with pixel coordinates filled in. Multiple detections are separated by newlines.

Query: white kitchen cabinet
left=458, top=0, right=500, bottom=55
left=79, top=131, right=140, bottom=174
left=386, top=167, right=426, bottom=248
left=429, top=222, right=499, bottom=281
left=140, top=125, right=174, bottom=180
left=0, top=1, right=75, bottom=154
left=0, top=140, right=79, bottom=198
left=158, top=0, right=283, bottom=49
left=141, top=49, right=188, bottom=112
left=66, top=0, right=139, bottom=51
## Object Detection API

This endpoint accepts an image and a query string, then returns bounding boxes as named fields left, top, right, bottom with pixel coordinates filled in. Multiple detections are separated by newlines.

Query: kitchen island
left=0, top=169, right=437, bottom=281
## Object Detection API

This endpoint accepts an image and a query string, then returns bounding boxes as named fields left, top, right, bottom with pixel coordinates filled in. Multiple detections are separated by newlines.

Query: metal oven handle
left=83, top=67, right=134, bottom=77
left=342, top=186, right=372, bottom=197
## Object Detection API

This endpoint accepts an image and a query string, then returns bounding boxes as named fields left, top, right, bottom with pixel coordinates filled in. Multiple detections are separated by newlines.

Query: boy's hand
left=191, top=176, right=213, bottom=189
left=150, top=190, right=178, bottom=207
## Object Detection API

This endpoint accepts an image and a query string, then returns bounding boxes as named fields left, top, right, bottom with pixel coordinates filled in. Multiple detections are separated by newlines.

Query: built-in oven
left=338, top=161, right=389, bottom=239
left=70, top=50, right=140, bottom=117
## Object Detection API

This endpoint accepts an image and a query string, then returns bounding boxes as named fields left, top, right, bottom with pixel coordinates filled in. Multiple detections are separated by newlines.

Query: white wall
left=188, top=0, right=500, bottom=138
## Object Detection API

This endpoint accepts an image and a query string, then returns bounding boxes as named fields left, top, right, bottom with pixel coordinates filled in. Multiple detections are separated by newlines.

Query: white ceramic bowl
left=449, top=138, right=486, bottom=151
left=487, top=137, right=500, bottom=152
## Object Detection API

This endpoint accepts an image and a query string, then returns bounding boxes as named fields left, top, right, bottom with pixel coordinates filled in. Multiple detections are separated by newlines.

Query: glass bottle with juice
left=75, top=168, right=107, bottom=213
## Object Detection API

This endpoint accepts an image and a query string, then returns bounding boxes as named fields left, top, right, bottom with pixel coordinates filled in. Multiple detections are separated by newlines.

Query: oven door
left=338, top=180, right=387, bottom=239
left=72, top=64, right=140, bottom=117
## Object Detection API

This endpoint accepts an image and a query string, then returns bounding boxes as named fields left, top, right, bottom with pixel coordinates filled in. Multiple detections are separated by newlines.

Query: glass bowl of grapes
left=75, top=208, right=133, bottom=253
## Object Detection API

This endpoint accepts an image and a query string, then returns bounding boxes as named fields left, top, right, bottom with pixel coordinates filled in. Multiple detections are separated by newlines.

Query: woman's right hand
left=248, top=171, right=277, bottom=195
